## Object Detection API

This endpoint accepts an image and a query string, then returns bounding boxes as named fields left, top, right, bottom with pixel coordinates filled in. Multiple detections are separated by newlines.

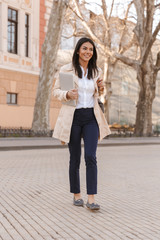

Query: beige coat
left=52, top=63, right=111, bottom=143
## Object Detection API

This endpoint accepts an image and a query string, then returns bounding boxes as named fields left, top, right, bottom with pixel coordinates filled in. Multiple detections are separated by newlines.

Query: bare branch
left=84, top=2, right=102, bottom=8
left=101, top=0, right=109, bottom=31
left=145, top=0, right=154, bottom=34
left=128, top=15, right=137, bottom=21
left=70, top=0, right=113, bottom=56
left=62, top=33, right=75, bottom=39
left=155, top=3, right=160, bottom=8
left=114, top=52, right=139, bottom=69
left=102, top=0, right=108, bottom=19
left=141, top=20, right=160, bottom=66
left=62, top=29, right=86, bottom=39
left=119, top=34, right=136, bottom=54
left=101, top=0, right=111, bottom=47
left=133, top=0, right=145, bottom=45
left=109, top=0, right=115, bottom=18
left=68, top=4, right=83, bottom=21
left=125, top=1, right=133, bottom=20
left=154, top=51, right=160, bottom=73
left=119, top=1, right=134, bottom=53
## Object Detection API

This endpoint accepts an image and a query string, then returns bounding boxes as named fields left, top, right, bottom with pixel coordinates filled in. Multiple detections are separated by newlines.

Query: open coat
left=52, top=63, right=111, bottom=143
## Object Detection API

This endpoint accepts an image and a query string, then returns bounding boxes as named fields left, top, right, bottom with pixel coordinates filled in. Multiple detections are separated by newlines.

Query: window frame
left=25, top=13, right=29, bottom=57
left=7, top=93, right=18, bottom=105
left=8, top=7, right=18, bottom=54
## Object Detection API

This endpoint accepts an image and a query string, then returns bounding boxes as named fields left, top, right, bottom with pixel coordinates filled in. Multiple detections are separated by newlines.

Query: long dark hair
left=72, top=37, right=98, bottom=79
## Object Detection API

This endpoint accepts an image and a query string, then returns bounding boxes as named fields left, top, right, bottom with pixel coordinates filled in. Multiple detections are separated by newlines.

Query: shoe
left=73, top=198, right=84, bottom=206
left=86, top=202, right=100, bottom=210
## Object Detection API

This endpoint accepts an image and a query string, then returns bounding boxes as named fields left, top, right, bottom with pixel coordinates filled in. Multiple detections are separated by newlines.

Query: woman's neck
left=79, top=59, right=88, bottom=71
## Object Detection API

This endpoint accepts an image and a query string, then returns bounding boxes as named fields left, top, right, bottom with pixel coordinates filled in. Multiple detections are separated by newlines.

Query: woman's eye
left=83, top=48, right=93, bottom=51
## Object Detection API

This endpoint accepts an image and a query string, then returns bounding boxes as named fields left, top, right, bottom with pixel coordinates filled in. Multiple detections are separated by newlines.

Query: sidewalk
left=0, top=136, right=160, bottom=151
left=1, top=144, right=160, bottom=239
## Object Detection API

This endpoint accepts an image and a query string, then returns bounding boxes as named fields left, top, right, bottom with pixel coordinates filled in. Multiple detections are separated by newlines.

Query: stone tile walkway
left=0, top=145, right=160, bottom=239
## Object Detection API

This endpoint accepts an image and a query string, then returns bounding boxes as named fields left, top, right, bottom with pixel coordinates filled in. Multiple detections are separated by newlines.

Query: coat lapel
left=73, top=74, right=78, bottom=86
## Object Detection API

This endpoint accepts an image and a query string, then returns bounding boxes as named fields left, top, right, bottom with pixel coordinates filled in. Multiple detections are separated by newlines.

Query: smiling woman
left=52, top=37, right=111, bottom=210
left=72, top=38, right=98, bottom=80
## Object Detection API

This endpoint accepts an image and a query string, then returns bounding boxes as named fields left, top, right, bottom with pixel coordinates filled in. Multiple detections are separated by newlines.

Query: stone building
left=0, top=0, right=60, bottom=129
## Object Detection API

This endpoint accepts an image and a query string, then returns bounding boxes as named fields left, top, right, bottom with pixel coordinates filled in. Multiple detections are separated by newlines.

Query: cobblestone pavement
left=0, top=145, right=160, bottom=240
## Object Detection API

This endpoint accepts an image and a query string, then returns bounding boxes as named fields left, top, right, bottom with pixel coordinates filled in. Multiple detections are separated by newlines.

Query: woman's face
left=78, top=41, right=94, bottom=63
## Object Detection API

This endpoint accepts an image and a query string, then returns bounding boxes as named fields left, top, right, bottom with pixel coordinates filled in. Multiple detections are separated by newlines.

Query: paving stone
left=0, top=145, right=160, bottom=240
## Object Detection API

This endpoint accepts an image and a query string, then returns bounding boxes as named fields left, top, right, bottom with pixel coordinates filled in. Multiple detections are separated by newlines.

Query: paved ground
left=0, top=145, right=160, bottom=240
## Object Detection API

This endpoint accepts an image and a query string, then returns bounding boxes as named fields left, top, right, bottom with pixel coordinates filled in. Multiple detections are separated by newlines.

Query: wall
left=0, top=0, right=40, bottom=73
left=0, top=0, right=40, bottom=128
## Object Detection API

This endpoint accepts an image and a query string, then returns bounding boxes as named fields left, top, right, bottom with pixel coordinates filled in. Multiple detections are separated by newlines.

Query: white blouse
left=76, top=66, right=95, bottom=109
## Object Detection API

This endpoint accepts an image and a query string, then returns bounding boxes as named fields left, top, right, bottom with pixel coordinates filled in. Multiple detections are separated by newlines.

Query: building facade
left=0, top=0, right=159, bottom=130
left=0, top=0, right=60, bottom=129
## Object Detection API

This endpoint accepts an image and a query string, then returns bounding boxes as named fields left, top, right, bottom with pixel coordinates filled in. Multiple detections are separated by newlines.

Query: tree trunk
left=32, top=0, right=68, bottom=134
left=135, top=59, right=156, bottom=136
left=103, top=57, right=115, bottom=124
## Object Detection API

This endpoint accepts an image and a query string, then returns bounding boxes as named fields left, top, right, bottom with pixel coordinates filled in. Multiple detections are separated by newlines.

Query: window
left=8, top=8, right=18, bottom=54
left=7, top=93, right=17, bottom=104
left=121, top=81, right=128, bottom=95
left=25, top=14, right=29, bottom=57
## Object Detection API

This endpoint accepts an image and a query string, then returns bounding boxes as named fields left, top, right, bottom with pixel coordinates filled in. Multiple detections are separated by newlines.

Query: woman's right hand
left=66, top=89, right=78, bottom=100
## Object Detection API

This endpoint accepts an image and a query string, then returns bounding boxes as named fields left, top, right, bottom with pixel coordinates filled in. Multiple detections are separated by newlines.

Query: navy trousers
left=68, top=108, right=99, bottom=195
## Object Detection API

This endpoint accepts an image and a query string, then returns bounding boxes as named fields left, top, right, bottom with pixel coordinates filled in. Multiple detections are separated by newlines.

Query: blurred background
left=0, top=0, right=160, bottom=136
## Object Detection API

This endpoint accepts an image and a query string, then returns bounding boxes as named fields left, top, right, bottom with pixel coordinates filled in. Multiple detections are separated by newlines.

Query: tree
left=115, top=0, right=160, bottom=136
left=32, top=0, right=69, bottom=134
left=68, top=0, right=136, bottom=123
left=69, top=0, right=160, bottom=136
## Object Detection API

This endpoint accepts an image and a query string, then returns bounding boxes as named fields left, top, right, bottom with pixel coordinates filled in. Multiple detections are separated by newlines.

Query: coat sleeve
left=52, top=70, right=68, bottom=102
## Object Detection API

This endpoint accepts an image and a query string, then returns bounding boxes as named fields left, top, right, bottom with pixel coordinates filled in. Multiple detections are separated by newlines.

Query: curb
left=0, top=141, right=160, bottom=151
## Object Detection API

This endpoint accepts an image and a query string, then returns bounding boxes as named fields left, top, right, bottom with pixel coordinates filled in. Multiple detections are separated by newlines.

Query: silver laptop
left=59, top=72, right=76, bottom=106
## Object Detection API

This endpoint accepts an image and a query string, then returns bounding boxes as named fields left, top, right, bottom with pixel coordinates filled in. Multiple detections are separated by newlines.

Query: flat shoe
left=86, top=202, right=100, bottom=210
left=73, top=198, right=84, bottom=206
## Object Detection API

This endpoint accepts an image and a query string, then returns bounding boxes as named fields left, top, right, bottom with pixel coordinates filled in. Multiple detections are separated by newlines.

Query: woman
left=53, top=37, right=111, bottom=210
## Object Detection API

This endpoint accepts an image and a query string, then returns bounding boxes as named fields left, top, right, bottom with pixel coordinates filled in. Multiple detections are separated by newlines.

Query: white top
left=76, top=66, right=95, bottom=109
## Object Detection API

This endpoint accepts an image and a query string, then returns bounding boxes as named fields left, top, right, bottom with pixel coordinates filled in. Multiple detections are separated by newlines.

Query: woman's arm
left=53, top=71, right=78, bottom=102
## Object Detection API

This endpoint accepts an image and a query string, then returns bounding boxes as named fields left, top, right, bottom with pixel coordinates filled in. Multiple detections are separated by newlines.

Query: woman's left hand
left=97, top=78, right=104, bottom=92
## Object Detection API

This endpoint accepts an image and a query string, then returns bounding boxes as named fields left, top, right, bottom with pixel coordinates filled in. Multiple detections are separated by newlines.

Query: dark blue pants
left=68, top=108, right=99, bottom=195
